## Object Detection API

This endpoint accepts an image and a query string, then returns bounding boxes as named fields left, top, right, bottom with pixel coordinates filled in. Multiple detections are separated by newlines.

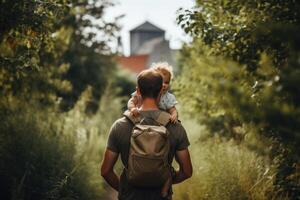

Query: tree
left=58, top=0, right=121, bottom=111
left=0, top=0, right=121, bottom=110
left=0, top=0, right=70, bottom=104
left=177, top=0, right=300, bottom=197
left=0, top=1, right=122, bottom=199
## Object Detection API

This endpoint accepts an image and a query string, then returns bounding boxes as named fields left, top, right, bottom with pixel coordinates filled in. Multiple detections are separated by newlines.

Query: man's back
left=101, top=69, right=192, bottom=200
left=107, top=110, right=190, bottom=200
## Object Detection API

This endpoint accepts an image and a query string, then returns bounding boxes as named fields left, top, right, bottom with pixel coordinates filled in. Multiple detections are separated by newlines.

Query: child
left=127, top=62, right=178, bottom=199
left=127, top=62, right=178, bottom=123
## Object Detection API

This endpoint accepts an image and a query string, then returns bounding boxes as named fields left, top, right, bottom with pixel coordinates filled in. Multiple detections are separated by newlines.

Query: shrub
left=0, top=86, right=122, bottom=200
left=173, top=117, right=278, bottom=200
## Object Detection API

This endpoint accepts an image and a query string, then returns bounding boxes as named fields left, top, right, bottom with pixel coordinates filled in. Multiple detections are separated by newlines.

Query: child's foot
left=161, top=192, right=168, bottom=198
left=161, top=194, right=171, bottom=200
left=130, top=108, right=140, bottom=117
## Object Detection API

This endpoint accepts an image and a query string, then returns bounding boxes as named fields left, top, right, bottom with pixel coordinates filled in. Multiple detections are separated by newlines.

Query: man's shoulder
left=167, top=121, right=190, bottom=150
left=109, top=117, right=133, bottom=138
left=113, top=116, right=132, bottom=127
left=167, top=120, right=185, bottom=131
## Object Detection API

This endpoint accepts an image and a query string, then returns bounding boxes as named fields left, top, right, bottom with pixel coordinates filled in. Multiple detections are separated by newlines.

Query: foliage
left=0, top=0, right=69, bottom=70
left=178, top=0, right=300, bottom=70
left=59, top=0, right=121, bottom=111
left=176, top=0, right=300, bottom=198
left=0, top=86, right=122, bottom=200
left=0, top=0, right=70, bottom=103
left=0, top=0, right=124, bottom=199
left=0, top=0, right=120, bottom=110
left=111, top=68, right=136, bottom=110
left=174, top=138, right=278, bottom=200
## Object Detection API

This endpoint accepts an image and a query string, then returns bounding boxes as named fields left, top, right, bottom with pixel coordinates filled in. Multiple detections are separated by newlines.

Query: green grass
left=1, top=86, right=288, bottom=199
left=0, top=86, right=122, bottom=200
left=173, top=116, right=280, bottom=200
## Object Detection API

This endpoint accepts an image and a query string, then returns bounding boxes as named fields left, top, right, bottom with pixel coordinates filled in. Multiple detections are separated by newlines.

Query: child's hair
left=150, top=62, right=174, bottom=81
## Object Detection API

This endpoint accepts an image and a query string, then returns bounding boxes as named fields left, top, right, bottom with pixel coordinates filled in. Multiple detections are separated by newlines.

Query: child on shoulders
left=127, top=62, right=178, bottom=123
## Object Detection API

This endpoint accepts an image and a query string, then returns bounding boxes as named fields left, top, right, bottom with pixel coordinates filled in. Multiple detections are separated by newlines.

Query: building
left=117, top=21, right=178, bottom=74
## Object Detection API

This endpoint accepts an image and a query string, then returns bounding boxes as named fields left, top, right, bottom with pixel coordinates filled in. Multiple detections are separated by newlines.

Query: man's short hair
left=137, top=69, right=163, bottom=99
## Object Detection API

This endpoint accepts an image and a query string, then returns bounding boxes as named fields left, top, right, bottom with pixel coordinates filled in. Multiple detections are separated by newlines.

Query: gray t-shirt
left=107, top=110, right=190, bottom=200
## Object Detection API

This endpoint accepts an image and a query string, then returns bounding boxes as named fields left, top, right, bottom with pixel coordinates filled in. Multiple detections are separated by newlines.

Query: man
left=101, top=69, right=192, bottom=200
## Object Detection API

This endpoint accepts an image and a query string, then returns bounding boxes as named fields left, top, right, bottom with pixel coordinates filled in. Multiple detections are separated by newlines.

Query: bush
left=173, top=116, right=279, bottom=200
left=0, top=86, right=122, bottom=200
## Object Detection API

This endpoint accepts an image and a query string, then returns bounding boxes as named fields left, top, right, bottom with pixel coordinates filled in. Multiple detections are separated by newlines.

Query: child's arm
left=164, top=93, right=178, bottom=123
left=127, top=95, right=138, bottom=110
left=168, top=106, right=178, bottom=123
left=127, top=95, right=139, bottom=116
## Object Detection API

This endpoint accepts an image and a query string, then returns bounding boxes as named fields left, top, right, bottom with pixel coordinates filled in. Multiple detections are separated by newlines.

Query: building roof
left=117, top=55, right=149, bottom=74
left=130, top=21, right=165, bottom=32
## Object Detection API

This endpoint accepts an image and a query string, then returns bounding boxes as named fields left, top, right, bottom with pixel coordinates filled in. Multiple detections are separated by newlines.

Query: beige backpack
left=123, top=110, right=171, bottom=187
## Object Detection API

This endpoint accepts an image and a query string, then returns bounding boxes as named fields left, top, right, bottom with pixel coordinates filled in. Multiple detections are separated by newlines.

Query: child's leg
left=161, top=175, right=172, bottom=198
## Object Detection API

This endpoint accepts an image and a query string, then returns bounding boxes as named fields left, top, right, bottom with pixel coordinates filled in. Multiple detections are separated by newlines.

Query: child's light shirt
left=131, top=91, right=177, bottom=111
left=159, top=92, right=178, bottom=110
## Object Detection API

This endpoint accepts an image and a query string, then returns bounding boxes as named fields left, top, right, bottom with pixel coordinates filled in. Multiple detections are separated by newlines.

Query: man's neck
left=139, top=98, right=159, bottom=111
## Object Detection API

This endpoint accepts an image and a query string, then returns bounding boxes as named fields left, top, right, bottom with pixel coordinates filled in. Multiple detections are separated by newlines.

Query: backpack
left=123, top=110, right=171, bottom=188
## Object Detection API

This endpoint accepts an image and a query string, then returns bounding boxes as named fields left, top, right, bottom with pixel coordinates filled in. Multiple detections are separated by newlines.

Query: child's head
left=151, top=62, right=173, bottom=92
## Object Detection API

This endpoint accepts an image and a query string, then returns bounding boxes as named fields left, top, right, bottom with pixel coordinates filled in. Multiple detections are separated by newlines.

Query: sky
left=106, top=0, right=195, bottom=56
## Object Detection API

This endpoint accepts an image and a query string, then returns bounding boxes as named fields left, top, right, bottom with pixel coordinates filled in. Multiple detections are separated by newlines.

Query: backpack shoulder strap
left=156, top=111, right=171, bottom=126
left=123, top=110, right=141, bottom=124
left=124, top=110, right=170, bottom=126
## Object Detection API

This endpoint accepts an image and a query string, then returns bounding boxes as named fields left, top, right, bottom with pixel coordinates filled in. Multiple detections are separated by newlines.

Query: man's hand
left=172, top=149, right=193, bottom=184
left=100, top=149, right=120, bottom=191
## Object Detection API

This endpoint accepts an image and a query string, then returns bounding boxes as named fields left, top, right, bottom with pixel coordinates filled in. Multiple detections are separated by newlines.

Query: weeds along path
left=172, top=113, right=276, bottom=200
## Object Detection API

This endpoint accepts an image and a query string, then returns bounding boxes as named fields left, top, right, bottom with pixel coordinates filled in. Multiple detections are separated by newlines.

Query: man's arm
left=172, top=149, right=193, bottom=184
left=100, top=149, right=119, bottom=191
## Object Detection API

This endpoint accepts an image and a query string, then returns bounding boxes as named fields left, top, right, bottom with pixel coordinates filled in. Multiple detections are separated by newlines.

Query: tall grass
left=1, top=84, right=287, bottom=199
left=0, top=86, right=122, bottom=200
left=173, top=116, right=282, bottom=200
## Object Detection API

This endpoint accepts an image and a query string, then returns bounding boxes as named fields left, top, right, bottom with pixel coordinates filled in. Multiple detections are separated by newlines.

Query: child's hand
left=130, top=108, right=140, bottom=117
left=170, top=113, right=178, bottom=123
